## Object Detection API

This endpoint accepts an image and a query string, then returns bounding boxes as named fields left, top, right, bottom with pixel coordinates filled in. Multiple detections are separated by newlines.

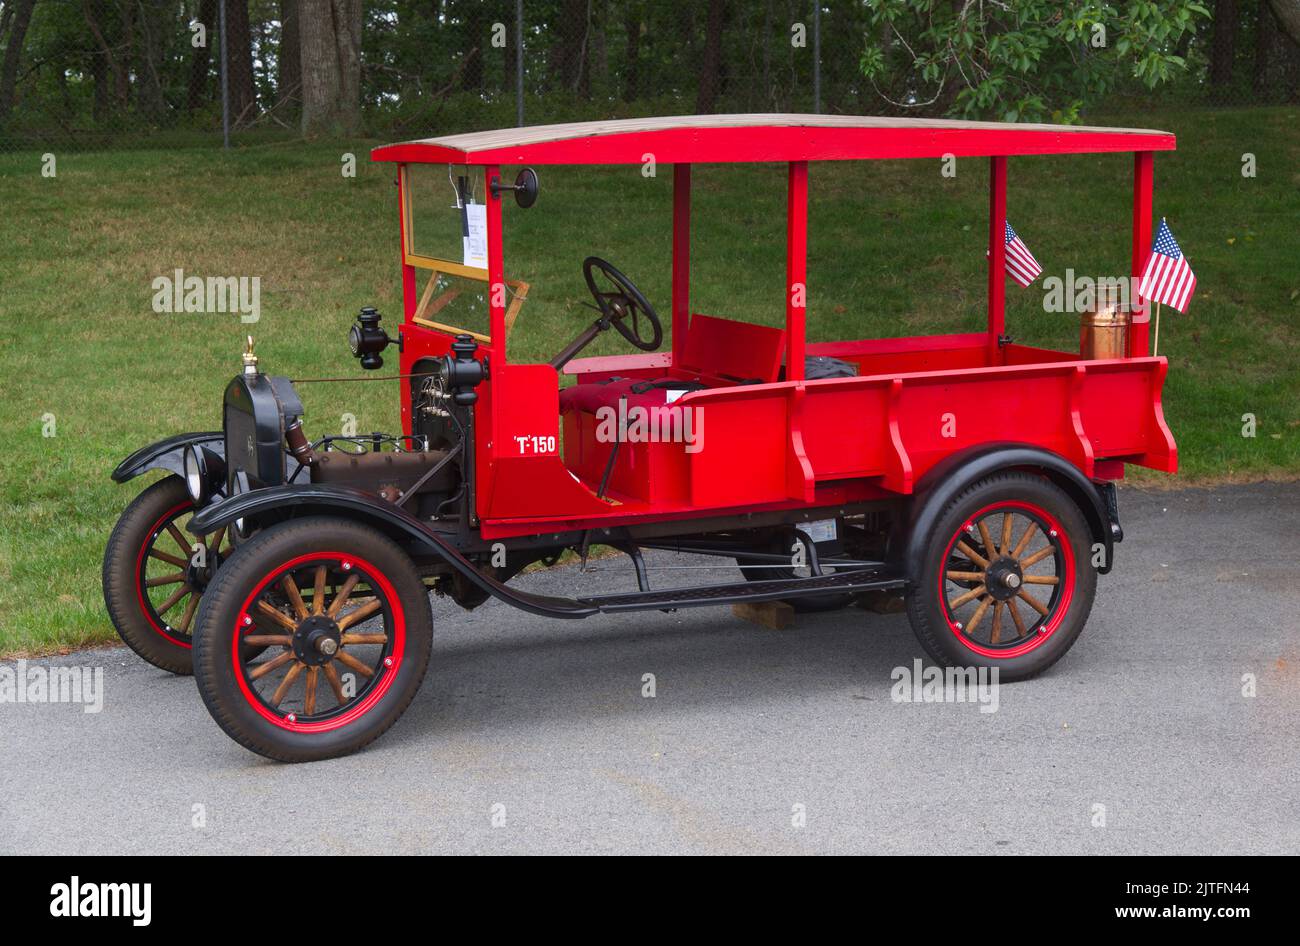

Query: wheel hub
left=185, top=550, right=222, bottom=592
left=292, top=615, right=342, bottom=666
left=984, top=557, right=1024, bottom=601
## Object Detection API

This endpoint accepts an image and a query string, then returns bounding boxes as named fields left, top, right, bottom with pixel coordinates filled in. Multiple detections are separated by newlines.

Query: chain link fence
left=0, top=1, right=1296, bottom=152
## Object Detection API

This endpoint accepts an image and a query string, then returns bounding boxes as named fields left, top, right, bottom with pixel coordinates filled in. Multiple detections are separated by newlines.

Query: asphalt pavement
left=2, top=482, right=1297, bottom=855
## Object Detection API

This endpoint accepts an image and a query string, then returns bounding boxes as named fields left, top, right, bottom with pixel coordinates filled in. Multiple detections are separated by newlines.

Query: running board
left=579, top=566, right=905, bottom=614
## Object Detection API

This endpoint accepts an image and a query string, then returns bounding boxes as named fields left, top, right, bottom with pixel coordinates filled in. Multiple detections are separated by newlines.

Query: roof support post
left=1130, top=151, right=1153, bottom=357
left=786, top=161, right=808, bottom=381
left=671, top=164, right=691, bottom=368
left=987, top=155, right=1007, bottom=364
left=397, top=165, right=417, bottom=321
left=485, top=164, right=507, bottom=362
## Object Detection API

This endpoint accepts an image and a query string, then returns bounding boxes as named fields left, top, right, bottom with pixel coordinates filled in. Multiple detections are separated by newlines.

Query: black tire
left=192, top=516, right=433, bottom=762
left=736, top=536, right=853, bottom=613
left=102, top=476, right=204, bottom=675
left=905, top=472, right=1097, bottom=681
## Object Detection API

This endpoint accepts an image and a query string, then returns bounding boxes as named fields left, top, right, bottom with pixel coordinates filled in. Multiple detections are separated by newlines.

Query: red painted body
left=377, top=117, right=1177, bottom=542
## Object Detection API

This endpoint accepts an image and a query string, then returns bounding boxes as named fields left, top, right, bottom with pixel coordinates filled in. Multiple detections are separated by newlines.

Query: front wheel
left=102, top=476, right=234, bottom=675
left=905, top=472, right=1097, bottom=681
left=192, top=517, right=433, bottom=762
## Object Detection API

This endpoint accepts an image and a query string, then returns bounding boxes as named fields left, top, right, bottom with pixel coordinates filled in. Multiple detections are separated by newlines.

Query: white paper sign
left=463, top=202, right=487, bottom=269
left=805, top=519, right=838, bottom=543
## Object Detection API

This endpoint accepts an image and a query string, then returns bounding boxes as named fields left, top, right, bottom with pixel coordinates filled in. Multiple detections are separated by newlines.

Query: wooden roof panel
left=371, top=113, right=1176, bottom=165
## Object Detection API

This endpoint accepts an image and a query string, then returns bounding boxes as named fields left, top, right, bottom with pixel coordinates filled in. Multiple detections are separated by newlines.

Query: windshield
left=403, top=163, right=528, bottom=342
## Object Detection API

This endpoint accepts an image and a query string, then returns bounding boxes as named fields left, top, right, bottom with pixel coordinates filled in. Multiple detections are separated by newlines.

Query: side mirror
left=491, top=167, right=538, bottom=209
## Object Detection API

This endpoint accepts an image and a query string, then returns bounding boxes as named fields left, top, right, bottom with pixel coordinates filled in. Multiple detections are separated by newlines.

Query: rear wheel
left=192, top=517, right=433, bottom=762
left=905, top=472, right=1096, bottom=681
left=102, top=476, right=234, bottom=675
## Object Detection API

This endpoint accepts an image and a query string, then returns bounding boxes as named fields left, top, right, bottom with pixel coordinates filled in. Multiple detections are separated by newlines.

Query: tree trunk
left=226, top=0, right=258, bottom=124
left=760, top=0, right=773, bottom=100
left=1249, top=1, right=1300, bottom=100
left=460, top=0, right=485, bottom=91
left=1209, top=0, right=1238, bottom=88
left=1256, top=0, right=1278, bottom=93
left=695, top=0, right=725, bottom=113
left=301, top=0, right=342, bottom=133
left=89, top=46, right=109, bottom=121
left=332, top=0, right=362, bottom=133
left=554, top=0, right=588, bottom=94
left=1269, top=0, right=1300, bottom=46
left=0, top=0, right=36, bottom=122
left=299, top=0, right=361, bottom=135
left=504, top=0, right=517, bottom=92
left=589, top=0, right=607, bottom=96
left=622, top=0, right=641, bottom=101
left=83, top=0, right=130, bottom=112
left=280, top=0, right=302, bottom=108
left=187, top=0, right=217, bottom=111
left=136, top=0, right=169, bottom=123
left=118, top=0, right=137, bottom=106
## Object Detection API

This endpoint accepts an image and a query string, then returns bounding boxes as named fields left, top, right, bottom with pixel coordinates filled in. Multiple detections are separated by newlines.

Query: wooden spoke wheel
left=192, top=517, right=433, bottom=762
left=905, top=472, right=1097, bottom=681
left=236, top=559, right=395, bottom=728
left=940, top=505, right=1067, bottom=652
left=103, top=476, right=233, bottom=675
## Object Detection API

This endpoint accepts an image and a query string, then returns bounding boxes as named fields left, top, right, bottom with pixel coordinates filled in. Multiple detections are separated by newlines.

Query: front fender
left=188, top=484, right=596, bottom=620
left=901, top=442, right=1118, bottom=579
left=112, top=431, right=223, bottom=483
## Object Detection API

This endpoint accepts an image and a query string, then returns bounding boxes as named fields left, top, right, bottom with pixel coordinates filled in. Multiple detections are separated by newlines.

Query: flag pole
left=1151, top=216, right=1166, bottom=358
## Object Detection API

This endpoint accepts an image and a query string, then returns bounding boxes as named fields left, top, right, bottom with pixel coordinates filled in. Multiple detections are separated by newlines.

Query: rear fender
left=900, top=443, right=1119, bottom=578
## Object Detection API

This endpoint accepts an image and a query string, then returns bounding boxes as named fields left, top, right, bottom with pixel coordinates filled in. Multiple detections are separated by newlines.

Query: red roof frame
left=370, top=114, right=1175, bottom=166
left=380, top=114, right=1168, bottom=391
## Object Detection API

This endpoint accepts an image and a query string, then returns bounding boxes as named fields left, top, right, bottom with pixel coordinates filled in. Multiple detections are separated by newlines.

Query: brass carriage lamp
left=349, top=306, right=398, bottom=370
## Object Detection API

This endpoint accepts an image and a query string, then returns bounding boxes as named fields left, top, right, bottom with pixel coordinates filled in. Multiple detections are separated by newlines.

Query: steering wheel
left=583, top=256, right=663, bottom=352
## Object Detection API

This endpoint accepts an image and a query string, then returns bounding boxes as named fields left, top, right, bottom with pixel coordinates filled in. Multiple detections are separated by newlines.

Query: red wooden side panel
left=1078, top=359, right=1177, bottom=471
left=680, top=314, right=786, bottom=383
left=561, top=411, right=689, bottom=504
left=1078, top=364, right=1154, bottom=457
left=1002, top=343, right=1078, bottom=365
left=846, top=346, right=988, bottom=376
left=480, top=351, right=1175, bottom=524
left=808, top=333, right=991, bottom=375
left=480, top=364, right=612, bottom=519
left=799, top=383, right=892, bottom=479
left=892, top=369, right=1083, bottom=481
left=684, top=387, right=792, bottom=506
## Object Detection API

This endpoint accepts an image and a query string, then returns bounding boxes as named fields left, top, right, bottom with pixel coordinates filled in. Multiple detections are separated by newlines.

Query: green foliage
left=860, top=1, right=1212, bottom=121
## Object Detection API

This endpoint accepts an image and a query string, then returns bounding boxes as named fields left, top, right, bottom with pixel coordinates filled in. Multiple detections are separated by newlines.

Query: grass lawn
left=1, top=105, right=1297, bottom=657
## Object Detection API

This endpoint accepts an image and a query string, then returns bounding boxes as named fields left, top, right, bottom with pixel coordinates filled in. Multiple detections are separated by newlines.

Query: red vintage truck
left=103, top=115, right=1177, bottom=760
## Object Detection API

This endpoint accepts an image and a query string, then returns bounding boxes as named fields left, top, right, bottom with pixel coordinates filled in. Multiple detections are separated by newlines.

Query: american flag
left=1138, top=219, right=1197, bottom=313
left=1003, top=222, right=1042, bottom=287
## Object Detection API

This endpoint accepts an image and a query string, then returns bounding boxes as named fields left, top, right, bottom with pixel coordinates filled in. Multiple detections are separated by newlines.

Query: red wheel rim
left=230, top=552, right=406, bottom=734
left=936, top=501, right=1075, bottom=659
